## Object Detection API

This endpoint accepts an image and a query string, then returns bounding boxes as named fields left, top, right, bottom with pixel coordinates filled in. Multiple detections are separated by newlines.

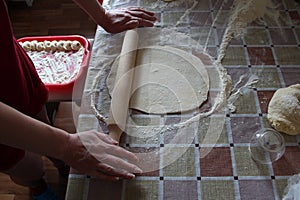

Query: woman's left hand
left=100, top=7, right=157, bottom=33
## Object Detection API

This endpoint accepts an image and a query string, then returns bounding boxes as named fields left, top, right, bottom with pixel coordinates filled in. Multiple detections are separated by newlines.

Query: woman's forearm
left=72, top=0, right=106, bottom=26
left=0, top=101, right=70, bottom=160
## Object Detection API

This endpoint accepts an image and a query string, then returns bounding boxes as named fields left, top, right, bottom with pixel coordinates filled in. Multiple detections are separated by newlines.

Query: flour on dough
left=267, top=84, right=300, bottom=135
left=107, top=46, right=209, bottom=114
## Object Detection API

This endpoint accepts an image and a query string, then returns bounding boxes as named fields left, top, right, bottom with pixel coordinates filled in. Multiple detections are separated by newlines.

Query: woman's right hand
left=100, top=7, right=157, bottom=33
left=62, top=130, right=142, bottom=181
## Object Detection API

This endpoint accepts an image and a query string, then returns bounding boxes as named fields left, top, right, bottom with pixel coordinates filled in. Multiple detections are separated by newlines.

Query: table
left=65, top=0, right=300, bottom=199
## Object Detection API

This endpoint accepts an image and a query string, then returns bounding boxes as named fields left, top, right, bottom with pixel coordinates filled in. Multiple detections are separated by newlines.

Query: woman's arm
left=73, top=0, right=156, bottom=33
left=0, top=102, right=69, bottom=156
left=0, top=102, right=142, bottom=180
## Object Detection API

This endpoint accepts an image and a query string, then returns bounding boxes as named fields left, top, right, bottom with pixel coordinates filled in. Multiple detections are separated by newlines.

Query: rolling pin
left=107, top=29, right=139, bottom=142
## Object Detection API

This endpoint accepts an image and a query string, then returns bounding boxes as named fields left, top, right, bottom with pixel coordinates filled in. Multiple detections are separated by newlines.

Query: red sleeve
left=0, top=0, right=49, bottom=117
left=0, top=0, right=49, bottom=171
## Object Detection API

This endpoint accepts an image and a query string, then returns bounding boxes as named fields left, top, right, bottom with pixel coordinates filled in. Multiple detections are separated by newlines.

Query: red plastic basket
left=17, top=35, right=91, bottom=101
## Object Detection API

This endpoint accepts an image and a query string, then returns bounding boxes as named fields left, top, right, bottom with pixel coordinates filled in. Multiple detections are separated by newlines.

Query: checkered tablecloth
left=65, top=0, right=300, bottom=199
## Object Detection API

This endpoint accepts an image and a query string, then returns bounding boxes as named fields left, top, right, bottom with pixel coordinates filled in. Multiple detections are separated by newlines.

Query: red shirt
left=0, top=0, right=49, bottom=170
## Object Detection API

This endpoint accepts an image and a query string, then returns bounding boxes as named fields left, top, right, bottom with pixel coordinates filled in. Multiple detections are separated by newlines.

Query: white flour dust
left=214, top=0, right=280, bottom=112
left=216, top=0, right=280, bottom=64
left=163, top=0, right=280, bottom=113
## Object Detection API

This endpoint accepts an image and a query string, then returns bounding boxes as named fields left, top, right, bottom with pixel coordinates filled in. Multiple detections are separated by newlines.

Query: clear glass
left=248, top=128, right=285, bottom=164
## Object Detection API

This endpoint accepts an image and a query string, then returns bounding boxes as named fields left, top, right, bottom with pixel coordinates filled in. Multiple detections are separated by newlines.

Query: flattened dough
left=267, top=84, right=300, bottom=135
left=107, top=46, right=209, bottom=114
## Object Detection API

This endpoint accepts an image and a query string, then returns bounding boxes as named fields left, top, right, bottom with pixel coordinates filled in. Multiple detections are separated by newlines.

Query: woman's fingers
left=104, top=143, right=140, bottom=164
left=95, top=132, right=119, bottom=145
left=98, top=153, right=142, bottom=173
left=95, top=162, right=137, bottom=179
left=94, top=133, right=139, bottom=163
left=82, top=132, right=142, bottom=173
left=125, top=8, right=157, bottom=22
left=69, top=131, right=143, bottom=180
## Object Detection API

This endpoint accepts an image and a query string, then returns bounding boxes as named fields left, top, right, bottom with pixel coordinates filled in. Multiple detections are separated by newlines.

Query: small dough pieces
left=64, top=40, right=72, bottom=51
left=44, top=40, right=52, bottom=51
left=36, top=42, right=45, bottom=51
left=20, top=41, right=31, bottom=51
left=267, top=84, right=300, bottom=135
left=19, top=40, right=82, bottom=52
left=71, top=41, right=82, bottom=51
left=56, top=40, right=66, bottom=51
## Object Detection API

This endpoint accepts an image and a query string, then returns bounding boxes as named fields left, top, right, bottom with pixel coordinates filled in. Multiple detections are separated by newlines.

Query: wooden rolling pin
left=107, top=29, right=139, bottom=142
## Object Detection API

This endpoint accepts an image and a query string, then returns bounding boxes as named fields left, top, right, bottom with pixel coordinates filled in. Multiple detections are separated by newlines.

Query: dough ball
left=56, top=40, right=65, bottom=51
left=21, top=41, right=31, bottom=51
left=30, top=40, right=38, bottom=51
left=63, top=40, right=72, bottom=51
left=36, top=42, right=45, bottom=51
left=44, top=40, right=52, bottom=51
left=267, top=84, right=300, bottom=135
left=71, top=41, right=82, bottom=51
left=50, top=40, right=58, bottom=51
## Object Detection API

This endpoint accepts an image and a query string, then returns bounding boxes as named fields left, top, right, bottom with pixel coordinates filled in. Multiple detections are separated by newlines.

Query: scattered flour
left=283, top=173, right=300, bottom=200
left=214, top=0, right=280, bottom=112
left=216, top=0, right=280, bottom=64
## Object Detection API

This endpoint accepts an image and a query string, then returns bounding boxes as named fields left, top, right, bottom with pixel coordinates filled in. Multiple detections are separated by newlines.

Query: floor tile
left=239, top=180, right=275, bottom=200
left=251, top=66, right=282, bottom=88
left=281, top=67, right=300, bottom=86
left=222, top=47, right=247, bottom=65
left=164, top=180, right=198, bottom=200
left=274, top=47, right=300, bottom=65
left=200, top=147, right=233, bottom=176
left=269, top=28, right=297, bottom=45
left=244, top=28, right=270, bottom=45
left=231, top=117, right=261, bottom=143
left=257, top=90, right=275, bottom=113
left=163, top=147, right=196, bottom=177
left=124, top=180, right=159, bottom=200
left=201, top=180, right=235, bottom=200
left=247, top=47, right=275, bottom=65
left=272, top=146, right=300, bottom=176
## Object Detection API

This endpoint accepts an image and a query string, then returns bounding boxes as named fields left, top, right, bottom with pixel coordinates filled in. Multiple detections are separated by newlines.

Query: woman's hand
left=62, top=130, right=142, bottom=181
left=101, top=7, right=157, bottom=33
left=73, top=0, right=157, bottom=33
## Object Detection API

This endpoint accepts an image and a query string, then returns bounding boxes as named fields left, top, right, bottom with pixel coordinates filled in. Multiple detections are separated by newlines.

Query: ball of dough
left=50, top=40, right=58, bottom=51
left=36, top=42, right=45, bottom=51
left=71, top=41, right=82, bottom=51
left=56, top=41, right=65, bottom=51
left=30, top=40, right=38, bottom=51
left=267, top=84, right=300, bottom=135
left=44, top=40, right=52, bottom=51
left=63, top=40, right=72, bottom=51
left=21, top=41, right=31, bottom=51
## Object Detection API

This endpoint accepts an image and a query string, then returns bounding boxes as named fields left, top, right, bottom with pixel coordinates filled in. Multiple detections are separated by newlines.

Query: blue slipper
left=32, top=186, right=60, bottom=200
